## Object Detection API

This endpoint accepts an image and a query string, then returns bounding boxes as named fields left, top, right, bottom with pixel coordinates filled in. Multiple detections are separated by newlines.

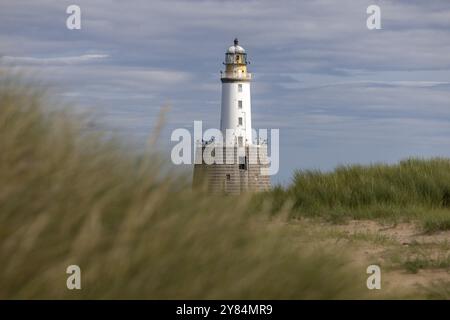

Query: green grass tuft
left=264, top=158, right=450, bottom=231
left=422, top=210, right=450, bottom=233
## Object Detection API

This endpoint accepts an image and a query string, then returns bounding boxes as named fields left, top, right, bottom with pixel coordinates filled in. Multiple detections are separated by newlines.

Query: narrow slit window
left=238, top=117, right=243, bottom=126
left=238, top=84, right=243, bottom=92
left=238, top=100, right=242, bottom=108
left=239, top=156, right=247, bottom=170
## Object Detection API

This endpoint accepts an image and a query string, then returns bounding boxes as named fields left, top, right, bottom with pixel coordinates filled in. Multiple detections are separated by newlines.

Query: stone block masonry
left=193, top=144, right=271, bottom=194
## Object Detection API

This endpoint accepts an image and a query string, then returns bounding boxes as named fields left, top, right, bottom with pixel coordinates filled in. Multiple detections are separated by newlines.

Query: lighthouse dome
left=227, top=45, right=245, bottom=54
left=227, top=38, right=245, bottom=54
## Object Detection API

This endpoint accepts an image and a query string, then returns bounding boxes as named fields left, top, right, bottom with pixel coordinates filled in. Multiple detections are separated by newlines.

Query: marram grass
left=261, top=158, right=450, bottom=231
left=0, top=77, right=367, bottom=299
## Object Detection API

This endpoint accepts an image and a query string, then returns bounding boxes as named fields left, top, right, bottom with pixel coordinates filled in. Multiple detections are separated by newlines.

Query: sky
left=1, top=0, right=450, bottom=185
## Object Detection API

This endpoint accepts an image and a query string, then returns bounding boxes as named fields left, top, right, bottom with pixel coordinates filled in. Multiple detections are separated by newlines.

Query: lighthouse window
left=238, top=136, right=243, bottom=147
left=238, top=100, right=242, bottom=108
left=226, top=174, right=231, bottom=181
left=239, top=156, right=247, bottom=170
left=238, top=84, right=242, bottom=92
left=238, top=117, right=243, bottom=126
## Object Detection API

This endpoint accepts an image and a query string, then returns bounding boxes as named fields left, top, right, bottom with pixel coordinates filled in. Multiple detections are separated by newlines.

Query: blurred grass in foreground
left=0, top=76, right=367, bottom=299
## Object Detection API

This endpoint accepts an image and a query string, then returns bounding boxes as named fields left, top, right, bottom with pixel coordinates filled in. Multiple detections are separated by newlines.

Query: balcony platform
left=220, top=72, right=252, bottom=82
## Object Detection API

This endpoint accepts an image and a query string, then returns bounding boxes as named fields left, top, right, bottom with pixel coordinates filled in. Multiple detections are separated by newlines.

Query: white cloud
left=0, top=54, right=109, bottom=65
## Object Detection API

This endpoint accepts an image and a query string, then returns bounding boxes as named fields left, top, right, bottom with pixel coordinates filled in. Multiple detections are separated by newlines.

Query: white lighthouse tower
left=193, top=39, right=270, bottom=194
left=220, top=38, right=252, bottom=146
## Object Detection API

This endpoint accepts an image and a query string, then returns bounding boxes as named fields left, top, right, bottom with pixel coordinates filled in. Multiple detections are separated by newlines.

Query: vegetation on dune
left=2, top=74, right=448, bottom=300
left=0, top=77, right=366, bottom=299
left=261, top=159, right=450, bottom=231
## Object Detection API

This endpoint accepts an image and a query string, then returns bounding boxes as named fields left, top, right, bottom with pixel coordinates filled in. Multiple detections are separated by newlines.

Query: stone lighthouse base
left=193, top=144, right=271, bottom=194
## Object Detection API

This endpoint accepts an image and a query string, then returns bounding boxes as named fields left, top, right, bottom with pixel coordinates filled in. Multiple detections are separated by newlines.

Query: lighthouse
left=220, top=38, right=253, bottom=146
left=193, top=39, right=270, bottom=194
